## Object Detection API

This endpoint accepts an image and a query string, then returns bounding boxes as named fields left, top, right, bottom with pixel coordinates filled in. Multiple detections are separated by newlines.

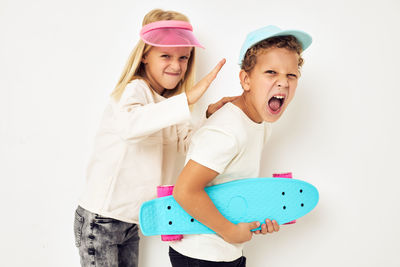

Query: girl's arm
left=116, top=59, right=226, bottom=143
left=173, top=160, right=260, bottom=244
left=116, top=90, right=190, bottom=142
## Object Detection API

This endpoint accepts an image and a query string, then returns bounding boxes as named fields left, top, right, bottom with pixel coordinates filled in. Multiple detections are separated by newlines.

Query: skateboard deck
left=139, top=178, right=319, bottom=236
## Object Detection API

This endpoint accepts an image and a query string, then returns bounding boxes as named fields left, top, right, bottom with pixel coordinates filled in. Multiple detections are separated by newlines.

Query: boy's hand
left=221, top=221, right=260, bottom=244
left=253, top=219, right=280, bottom=235
left=186, top=59, right=226, bottom=105
left=206, top=96, right=240, bottom=118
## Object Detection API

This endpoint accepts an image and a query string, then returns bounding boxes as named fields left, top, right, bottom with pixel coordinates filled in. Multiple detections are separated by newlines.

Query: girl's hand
left=206, top=96, right=240, bottom=118
left=221, top=221, right=260, bottom=244
left=253, top=219, right=280, bottom=235
left=186, top=59, right=226, bottom=105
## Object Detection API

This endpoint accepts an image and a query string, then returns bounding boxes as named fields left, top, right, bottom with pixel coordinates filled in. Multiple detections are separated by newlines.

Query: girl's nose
left=169, top=59, right=181, bottom=72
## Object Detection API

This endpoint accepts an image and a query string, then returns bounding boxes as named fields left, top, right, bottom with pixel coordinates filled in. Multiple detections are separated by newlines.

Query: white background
left=1, top=0, right=399, bottom=266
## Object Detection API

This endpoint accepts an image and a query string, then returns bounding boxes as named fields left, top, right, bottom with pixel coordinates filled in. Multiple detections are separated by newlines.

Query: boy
left=169, top=25, right=312, bottom=266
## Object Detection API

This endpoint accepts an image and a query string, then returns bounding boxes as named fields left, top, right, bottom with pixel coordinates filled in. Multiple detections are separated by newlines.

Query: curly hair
left=241, top=35, right=304, bottom=73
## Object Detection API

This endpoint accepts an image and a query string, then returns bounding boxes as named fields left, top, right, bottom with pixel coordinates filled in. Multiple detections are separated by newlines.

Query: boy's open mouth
left=268, top=95, right=285, bottom=112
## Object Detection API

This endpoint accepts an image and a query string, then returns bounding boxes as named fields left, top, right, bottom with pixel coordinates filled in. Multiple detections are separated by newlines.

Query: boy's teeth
left=274, top=96, right=284, bottom=99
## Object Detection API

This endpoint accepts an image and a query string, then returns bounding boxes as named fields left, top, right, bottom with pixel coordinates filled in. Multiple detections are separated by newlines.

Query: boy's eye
left=288, top=74, right=298, bottom=79
left=161, top=54, right=170, bottom=58
left=265, top=70, right=276, bottom=74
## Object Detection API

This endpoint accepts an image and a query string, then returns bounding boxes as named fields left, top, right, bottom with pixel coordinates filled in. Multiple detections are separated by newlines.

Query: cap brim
left=238, top=28, right=312, bottom=65
left=273, top=30, right=312, bottom=51
left=141, top=28, right=204, bottom=49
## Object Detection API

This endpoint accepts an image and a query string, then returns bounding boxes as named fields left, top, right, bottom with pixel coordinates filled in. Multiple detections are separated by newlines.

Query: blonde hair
left=111, top=9, right=196, bottom=101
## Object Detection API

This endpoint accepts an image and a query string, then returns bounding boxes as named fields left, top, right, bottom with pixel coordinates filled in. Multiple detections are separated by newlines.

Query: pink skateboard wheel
left=273, top=172, right=296, bottom=224
left=157, top=185, right=183, bottom=241
left=273, top=172, right=293, bottom=178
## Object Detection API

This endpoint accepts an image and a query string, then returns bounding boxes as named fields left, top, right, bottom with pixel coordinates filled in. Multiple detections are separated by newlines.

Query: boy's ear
left=239, top=70, right=251, bottom=92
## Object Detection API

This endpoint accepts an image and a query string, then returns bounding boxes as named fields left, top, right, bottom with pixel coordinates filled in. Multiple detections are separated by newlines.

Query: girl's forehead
left=152, top=46, right=192, bottom=55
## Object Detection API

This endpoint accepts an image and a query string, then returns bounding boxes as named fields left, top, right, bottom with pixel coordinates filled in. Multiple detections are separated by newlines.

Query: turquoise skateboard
left=139, top=177, right=319, bottom=236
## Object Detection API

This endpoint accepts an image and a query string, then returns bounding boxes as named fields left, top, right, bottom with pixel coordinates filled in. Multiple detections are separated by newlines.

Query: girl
left=74, top=9, right=232, bottom=267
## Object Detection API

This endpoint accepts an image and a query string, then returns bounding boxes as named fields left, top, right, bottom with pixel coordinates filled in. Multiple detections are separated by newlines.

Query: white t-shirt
left=170, top=102, right=272, bottom=262
left=79, top=79, right=194, bottom=223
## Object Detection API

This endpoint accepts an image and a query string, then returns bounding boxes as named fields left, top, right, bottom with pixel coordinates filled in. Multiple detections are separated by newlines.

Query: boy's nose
left=276, top=76, right=288, bottom=88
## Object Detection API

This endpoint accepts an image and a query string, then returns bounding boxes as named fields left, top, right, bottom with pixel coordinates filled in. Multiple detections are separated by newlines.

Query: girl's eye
left=161, top=55, right=170, bottom=58
left=288, top=74, right=298, bottom=79
left=180, top=56, right=189, bottom=61
left=265, top=70, right=276, bottom=74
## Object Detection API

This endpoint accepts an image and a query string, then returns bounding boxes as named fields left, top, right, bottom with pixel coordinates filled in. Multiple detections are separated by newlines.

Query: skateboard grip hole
left=167, top=206, right=171, bottom=210
left=190, top=218, right=194, bottom=222
left=282, top=192, right=285, bottom=196
left=301, top=203, right=304, bottom=207
left=300, top=189, right=303, bottom=193
left=169, top=221, right=172, bottom=225
left=283, top=206, right=286, bottom=210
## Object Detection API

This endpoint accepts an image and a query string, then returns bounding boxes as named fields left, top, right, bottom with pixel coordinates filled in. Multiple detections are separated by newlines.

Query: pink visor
left=140, top=20, right=204, bottom=48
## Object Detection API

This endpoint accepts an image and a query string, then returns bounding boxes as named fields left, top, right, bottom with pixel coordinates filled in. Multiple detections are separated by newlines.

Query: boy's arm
left=173, top=159, right=260, bottom=244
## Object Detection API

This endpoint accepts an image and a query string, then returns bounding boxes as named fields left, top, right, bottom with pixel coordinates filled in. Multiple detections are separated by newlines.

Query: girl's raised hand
left=186, top=59, right=226, bottom=105
left=206, top=96, right=240, bottom=118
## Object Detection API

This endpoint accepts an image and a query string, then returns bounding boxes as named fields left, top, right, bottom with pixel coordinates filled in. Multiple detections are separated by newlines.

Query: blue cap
left=238, top=25, right=312, bottom=65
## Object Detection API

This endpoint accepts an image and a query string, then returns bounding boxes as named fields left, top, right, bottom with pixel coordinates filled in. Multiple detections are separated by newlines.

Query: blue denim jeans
left=169, top=247, right=246, bottom=267
left=74, top=206, right=140, bottom=267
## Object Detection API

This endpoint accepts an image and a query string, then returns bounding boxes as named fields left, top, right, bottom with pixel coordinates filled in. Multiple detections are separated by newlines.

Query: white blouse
left=79, top=79, right=193, bottom=223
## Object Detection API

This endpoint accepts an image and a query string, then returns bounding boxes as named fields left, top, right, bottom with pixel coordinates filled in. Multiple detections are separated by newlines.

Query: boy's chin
left=264, top=110, right=285, bottom=122
left=263, top=116, right=279, bottom=123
